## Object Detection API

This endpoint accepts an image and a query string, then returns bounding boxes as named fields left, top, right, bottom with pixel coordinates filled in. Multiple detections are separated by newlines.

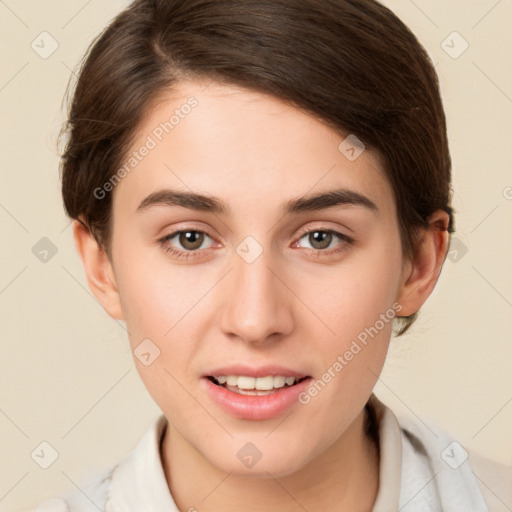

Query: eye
left=293, top=228, right=353, bottom=256
left=158, top=229, right=215, bottom=260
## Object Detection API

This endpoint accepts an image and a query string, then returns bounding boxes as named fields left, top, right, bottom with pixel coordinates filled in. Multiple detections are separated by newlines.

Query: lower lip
left=202, top=377, right=312, bottom=421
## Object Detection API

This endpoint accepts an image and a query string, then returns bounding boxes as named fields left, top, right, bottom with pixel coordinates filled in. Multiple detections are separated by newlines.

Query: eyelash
left=158, top=226, right=354, bottom=261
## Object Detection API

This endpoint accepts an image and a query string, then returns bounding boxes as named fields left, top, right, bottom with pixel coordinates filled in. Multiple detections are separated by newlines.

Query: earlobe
left=396, top=211, right=450, bottom=317
left=72, top=220, right=124, bottom=320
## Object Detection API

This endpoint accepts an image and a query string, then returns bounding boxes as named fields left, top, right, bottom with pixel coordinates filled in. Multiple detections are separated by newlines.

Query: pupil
left=181, top=231, right=203, bottom=250
left=311, top=231, right=331, bottom=249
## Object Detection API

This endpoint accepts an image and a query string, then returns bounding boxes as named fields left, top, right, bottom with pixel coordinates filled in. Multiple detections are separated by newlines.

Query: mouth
left=207, top=375, right=309, bottom=396
left=202, top=368, right=312, bottom=420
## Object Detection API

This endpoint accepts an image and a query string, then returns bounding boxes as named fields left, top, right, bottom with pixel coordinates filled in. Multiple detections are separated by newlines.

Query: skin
left=73, top=79, right=449, bottom=511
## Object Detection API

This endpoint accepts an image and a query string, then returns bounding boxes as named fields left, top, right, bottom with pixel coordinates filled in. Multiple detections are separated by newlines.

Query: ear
left=396, top=210, right=451, bottom=316
left=72, top=220, right=124, bottom=320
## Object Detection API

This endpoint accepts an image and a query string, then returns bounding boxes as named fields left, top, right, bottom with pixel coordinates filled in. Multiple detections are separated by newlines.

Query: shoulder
left=397, top=409, right=512, bottom=512
left=368, top=393, right=511, bottom=512
left=23, top=465, right=114, bottom=512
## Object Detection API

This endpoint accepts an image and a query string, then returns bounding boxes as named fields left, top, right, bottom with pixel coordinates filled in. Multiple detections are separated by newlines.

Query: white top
left=30, top=394, right=512, bottom=512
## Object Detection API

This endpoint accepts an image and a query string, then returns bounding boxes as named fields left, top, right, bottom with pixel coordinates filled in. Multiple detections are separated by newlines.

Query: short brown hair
left=60, top=0, right=454, bottom=334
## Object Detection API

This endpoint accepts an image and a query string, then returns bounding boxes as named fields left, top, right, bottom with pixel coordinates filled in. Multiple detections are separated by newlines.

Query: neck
left=161, top=406, right=379, bottom=512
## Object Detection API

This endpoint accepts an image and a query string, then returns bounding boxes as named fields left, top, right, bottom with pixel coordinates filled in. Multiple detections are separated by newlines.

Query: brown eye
left=159, top=229, right=214, bottom=258
left=294, top=228, right=353, bottom=258
left=307, top=231, right=333, bottom=250
left=178, top=231, right=205, bottom=251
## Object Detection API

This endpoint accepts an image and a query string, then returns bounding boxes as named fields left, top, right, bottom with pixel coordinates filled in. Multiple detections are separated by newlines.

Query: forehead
left=112, top=80, right=394, bottom=220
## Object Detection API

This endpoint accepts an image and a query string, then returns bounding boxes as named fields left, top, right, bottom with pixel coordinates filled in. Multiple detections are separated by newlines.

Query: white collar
left=103, top=393, right=488, bottom=511
left=105, top=415, right=177, bottom=512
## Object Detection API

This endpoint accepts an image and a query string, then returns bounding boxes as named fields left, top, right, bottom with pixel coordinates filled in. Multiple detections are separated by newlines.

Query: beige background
left=1, top=0, right=511, bottom=510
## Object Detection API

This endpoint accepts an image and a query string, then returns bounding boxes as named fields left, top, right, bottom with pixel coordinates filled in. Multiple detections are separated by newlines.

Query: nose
left=218, top=244, right=294, bottom=346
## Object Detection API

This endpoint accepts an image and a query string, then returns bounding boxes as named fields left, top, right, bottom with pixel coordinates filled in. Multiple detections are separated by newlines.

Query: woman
left=31, top=0, right=511, bottom=510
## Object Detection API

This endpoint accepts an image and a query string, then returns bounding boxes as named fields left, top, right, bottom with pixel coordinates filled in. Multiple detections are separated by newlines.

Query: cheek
left=299, top=236, right=402, bottom=349
left=113, top=259, right=206, bottom=420
left=293, top=232, right=402, bottom=405
left=112, top=245, right=215, bottom=400
left=114, top=246, right=202, bottom=345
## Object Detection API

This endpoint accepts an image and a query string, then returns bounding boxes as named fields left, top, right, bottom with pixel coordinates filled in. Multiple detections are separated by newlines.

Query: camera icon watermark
left=447, top=236, right=468, bottom=263
left=236, top=236, right=263, bottom=264
left=441, top=441, right=468, bottom=469
left=441, top=31, right=469, bottom=59
left=32, top=237, right=58, bottom=263
left=31, top=31, right=59, bottom=59
left=31, top=441, right=59, bottom=469
left=133, top=338, right=161, bottom=366
left=338, top=134, right=365, bottom=161
left=237, top=442, right=263, bottom=468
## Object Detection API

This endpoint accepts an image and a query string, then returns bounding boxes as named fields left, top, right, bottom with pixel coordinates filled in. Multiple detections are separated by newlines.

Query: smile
left=202, top=367, right=312, bottom=420
left=208, top=375, right=307, bottom=395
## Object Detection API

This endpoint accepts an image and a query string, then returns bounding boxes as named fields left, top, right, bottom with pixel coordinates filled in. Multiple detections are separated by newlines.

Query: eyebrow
left=136, top=187, right=378, bottom=216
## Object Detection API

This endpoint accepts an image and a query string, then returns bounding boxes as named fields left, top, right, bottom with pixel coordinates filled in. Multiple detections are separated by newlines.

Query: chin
left=201, top=434, right=317, bottom=478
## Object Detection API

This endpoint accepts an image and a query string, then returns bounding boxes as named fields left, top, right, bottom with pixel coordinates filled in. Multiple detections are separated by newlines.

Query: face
left=105, top=80, right=409, bottom=476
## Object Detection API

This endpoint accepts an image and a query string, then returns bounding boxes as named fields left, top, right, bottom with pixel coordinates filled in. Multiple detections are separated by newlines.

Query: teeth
left=226, top=375, right=238, bottom=386
left=255, top=376, right=274, bottom=390
left=212, top=375, right=298, bottom=390
left=273, top=376, right=286, bottom=388
left=237, top=376, right=256, bottom=389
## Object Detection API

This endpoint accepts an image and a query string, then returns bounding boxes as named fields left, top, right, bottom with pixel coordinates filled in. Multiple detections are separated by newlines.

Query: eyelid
left=294, top=223, right=354, bottom=242
left=160, top=221, right=218, bottom=242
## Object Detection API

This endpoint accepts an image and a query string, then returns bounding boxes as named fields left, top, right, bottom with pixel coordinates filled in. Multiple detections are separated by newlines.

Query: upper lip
left=205, top=365, right=310, bottom=379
